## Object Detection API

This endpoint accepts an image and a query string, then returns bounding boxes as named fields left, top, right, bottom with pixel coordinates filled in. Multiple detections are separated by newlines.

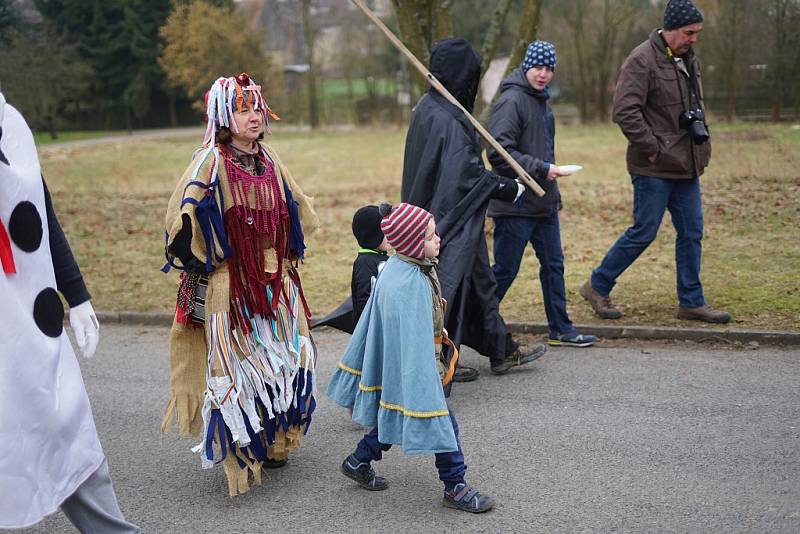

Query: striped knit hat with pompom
left=380, top=203, right=433, bottom=259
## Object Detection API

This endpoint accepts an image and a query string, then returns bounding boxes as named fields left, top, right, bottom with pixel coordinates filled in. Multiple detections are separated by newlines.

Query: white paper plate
left=559, top=164, right=583, bottom=174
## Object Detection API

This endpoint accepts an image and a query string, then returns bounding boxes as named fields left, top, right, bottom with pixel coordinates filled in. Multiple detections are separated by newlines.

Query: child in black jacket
left=350, top=204, right=392, bottom=326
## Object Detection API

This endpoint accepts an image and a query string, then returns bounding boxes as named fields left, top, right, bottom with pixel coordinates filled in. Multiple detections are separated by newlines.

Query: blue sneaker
left=340, top=454, right=388, bottom=491
left=548, top=332, right=597, bottom=347
left=443, top=483, right=494, bottom=513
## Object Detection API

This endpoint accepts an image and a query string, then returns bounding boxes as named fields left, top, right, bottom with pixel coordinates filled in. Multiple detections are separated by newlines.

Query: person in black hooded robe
left=401, top=37, right=548, bottom=380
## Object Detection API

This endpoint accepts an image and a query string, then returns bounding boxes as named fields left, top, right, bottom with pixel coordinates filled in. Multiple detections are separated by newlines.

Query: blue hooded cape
left=327, top=255, right=458, bottom=454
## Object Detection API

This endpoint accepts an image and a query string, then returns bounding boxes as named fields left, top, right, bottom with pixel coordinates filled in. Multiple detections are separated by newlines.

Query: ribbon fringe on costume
left=187, top=278, right=317, bottom=496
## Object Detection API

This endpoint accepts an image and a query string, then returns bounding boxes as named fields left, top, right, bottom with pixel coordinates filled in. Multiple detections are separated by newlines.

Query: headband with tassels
left=203, top=72, right=280, bottom=146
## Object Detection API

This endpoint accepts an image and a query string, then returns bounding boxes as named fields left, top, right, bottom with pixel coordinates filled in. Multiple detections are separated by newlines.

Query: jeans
left=492, top=213, right=574, bottom=339
left=353, top=409, right=466, bottom=489
left=591, top=174, right=706, bottom=308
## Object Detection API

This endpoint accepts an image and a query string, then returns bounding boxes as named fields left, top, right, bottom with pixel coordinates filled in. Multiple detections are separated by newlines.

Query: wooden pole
left=351, top=0, right=545, bottom=197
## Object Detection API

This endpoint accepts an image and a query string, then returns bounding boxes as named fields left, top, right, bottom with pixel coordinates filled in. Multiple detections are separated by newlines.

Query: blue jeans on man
left=591, top=175, right=705, bottom=307
left=354, top=409, right=466, bottom=490
left=492, top=212, right=575, bottom=339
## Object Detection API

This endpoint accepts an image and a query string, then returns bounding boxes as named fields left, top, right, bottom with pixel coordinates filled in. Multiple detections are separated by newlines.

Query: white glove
left=514, top=180, right=526, bottom=202
left=69, top=300, right=100, bottom=359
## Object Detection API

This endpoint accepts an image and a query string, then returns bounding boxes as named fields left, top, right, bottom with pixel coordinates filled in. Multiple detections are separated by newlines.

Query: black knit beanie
left=663, top=0, right=704, bottom=30
left=352, top=203, right=391, bottom=249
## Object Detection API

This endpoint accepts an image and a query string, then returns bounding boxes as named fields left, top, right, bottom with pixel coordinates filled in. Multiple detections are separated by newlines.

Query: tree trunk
left=724, top=47, right=738, bottom=121
left=432, top=0, right=453, bottom=41
left=479, top=0, right=543, bottom=124
left=168, top=89, right=178, bottom=128
left=48, top=108, right=58, bottom=140
left=479, top=0, right=513, bottom=79
left=390, top=0, right=430, bottom=94
left=769, top=0, right=792, bottom=122
left=570, top=6, right=590, bottom=122
left=301, top=0, right=320, bottom=128
left=505, top=0, right=544, bottom=76
left=124, top=95, right=133, bottom=135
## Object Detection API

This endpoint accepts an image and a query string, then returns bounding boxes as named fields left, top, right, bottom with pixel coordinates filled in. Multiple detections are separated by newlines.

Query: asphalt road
left=23, top=325, right=800, bottom=533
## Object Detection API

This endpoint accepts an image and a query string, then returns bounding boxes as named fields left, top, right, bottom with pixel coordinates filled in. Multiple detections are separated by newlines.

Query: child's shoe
left=340, top=454, right=388, bottom=491
left=443, top=482, right=494, bottom=513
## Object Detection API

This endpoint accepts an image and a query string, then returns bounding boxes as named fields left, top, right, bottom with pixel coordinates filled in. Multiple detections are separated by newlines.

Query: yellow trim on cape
left=337, top=361, right=362, bottom=376
left=358, top=383, right=382, bottom=392
left=379, top=400, right=450, bottom=419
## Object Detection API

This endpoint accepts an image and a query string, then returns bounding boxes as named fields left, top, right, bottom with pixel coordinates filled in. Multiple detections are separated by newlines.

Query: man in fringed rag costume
left=328, top=203, right=494, bottom=514
left=162, top=73, right=320, bottom=496
left=0, top=91, right=139, bottom=531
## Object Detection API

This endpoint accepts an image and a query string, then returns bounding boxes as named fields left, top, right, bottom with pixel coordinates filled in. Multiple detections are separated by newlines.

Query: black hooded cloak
left=401, top=38, right=518, bottom=359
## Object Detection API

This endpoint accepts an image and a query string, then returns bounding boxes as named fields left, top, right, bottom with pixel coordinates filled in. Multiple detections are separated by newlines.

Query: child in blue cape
left=327, top=202, right=494, bottom=513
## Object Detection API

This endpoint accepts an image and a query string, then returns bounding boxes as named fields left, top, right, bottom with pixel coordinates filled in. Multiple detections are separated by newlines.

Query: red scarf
left=222, top=147, right=289, bottom=332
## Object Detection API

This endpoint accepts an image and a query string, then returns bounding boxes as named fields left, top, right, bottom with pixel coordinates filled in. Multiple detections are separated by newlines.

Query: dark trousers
left=353, top=409, right=467, bottom=489
left=492, top=213, right=574, bottom=338
left=591, top=175, right=705, bottom=308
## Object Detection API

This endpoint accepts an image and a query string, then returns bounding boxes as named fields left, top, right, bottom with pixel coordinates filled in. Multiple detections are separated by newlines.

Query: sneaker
left=443, top=483, right=494, bottom=513
left=548, top=332, right=597, bottom=347
left=490, top=343, right=547, bottom=375
left=452, top=364, right=479, bottom=383
left=340, top=454, right=388, bottom=491
left=676, top=304, right=731, bottom=324
left=580, top=281, right=623, bottom=319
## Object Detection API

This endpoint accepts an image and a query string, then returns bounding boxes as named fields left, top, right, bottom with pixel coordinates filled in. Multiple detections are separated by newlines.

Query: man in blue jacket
left=487, top=41, right=596, bottom=348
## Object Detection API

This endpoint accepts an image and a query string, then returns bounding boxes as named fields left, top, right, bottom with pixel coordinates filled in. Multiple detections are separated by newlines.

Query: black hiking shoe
left=262, top=457, right=288, bottom=469
left=490, top=343, right=547, bottom=375
left=452, top=364, right=479, bottom=382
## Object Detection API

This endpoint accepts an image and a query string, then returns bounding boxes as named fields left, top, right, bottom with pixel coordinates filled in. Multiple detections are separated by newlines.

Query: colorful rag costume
left=0, top=94, right=136, bottom=531
left=161, top=74, right=319, bottom=496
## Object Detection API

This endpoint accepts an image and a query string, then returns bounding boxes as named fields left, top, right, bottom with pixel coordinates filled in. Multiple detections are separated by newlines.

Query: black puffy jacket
left=487, top=67, right=560, bottom=218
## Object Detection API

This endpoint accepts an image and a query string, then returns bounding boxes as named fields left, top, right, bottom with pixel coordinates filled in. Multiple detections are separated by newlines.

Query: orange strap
left=440, top=329, right=459, bottom=387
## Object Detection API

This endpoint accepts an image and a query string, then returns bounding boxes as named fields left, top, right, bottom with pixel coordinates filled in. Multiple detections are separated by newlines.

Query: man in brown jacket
left=580, top=0, right=731, bottom=324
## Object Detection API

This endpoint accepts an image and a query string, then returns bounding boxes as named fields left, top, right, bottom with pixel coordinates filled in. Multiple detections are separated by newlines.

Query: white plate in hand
left=558, top=164, right=583, bottom=174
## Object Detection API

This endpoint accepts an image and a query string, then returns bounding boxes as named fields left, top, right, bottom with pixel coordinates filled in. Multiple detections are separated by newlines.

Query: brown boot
left=676, top=304, right=731, bottom=324
left=580, top=281, right=623, bottom=319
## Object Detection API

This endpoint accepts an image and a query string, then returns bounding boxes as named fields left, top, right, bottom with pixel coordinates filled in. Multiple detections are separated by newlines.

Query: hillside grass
left=38, top=122, right=800, bottom=331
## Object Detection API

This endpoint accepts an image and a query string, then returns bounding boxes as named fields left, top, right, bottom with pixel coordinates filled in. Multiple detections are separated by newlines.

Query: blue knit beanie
left=522, top=40, right=556, bottom=72
left=663, top=0, right=704, bottom=30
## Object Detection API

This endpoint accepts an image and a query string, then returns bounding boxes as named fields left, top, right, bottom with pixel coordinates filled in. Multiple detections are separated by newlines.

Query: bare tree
left=703, top=0, right=745, bottom=121
left=479, top=0, right=513, bottom=79
left=550, top=0, right=647, bottom=122
left=389, top=0, right=454, bottom=93
left=505, top=0, right=545, bottom=77
left=766, top=0, right=799, bottom=121
left=478, top=0, right=544, bottom=123
left=433, top=0, right=454, bottom=40
left=300, top=0, right=320, bottom=128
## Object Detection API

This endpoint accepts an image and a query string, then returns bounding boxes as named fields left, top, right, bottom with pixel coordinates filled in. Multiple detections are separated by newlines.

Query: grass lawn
left=33, top=130, right=119, bottom=145
left=38, top=123, right=800, bottom=331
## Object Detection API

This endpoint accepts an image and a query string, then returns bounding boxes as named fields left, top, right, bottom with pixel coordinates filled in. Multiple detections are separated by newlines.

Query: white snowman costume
left=0, top=94, right=137, bottom=532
